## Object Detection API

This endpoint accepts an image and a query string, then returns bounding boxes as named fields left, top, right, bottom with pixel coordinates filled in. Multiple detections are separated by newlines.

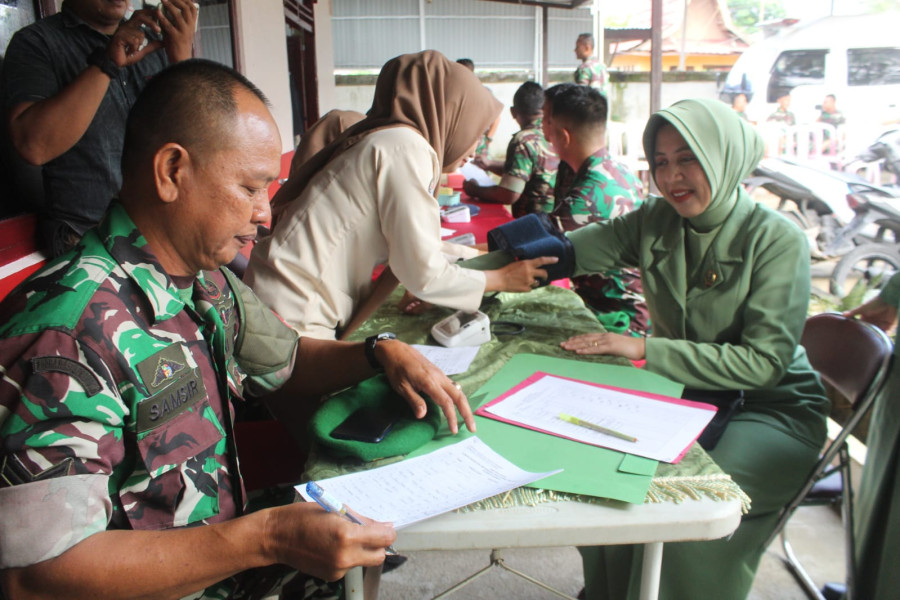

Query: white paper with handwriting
left=297, top=437, right=559, bottom=528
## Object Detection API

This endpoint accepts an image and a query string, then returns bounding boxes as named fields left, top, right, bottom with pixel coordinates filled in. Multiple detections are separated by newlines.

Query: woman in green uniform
left=844, top=276, right=900, bottom=600
left=561, top=98, right=829, bottom=599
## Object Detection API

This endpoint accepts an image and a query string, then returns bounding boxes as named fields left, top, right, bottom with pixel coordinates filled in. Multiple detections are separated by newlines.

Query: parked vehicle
left=846, top=127, right=900, bottom=182
left=744, top=157, right=900, bottom=259
left=746, top=138, right=900, bottom=301
left=827, top=191, right=900, bottom=298
left=719, top=13, right=900, bottom=129
left=829, top=241, right=900, bottom=300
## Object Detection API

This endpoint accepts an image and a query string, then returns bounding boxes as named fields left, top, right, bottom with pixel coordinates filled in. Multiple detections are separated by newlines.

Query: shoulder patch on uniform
left=30, top=356, right=102, bottom=397
left=136, top=345, right=190, bottom=395
left=201, top=277, right=221, bottom=300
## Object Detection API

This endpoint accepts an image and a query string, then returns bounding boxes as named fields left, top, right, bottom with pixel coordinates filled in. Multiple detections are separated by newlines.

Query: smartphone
left=142, top=1, right=201, bottom=33
left=330, top=407, right=398, bottom=443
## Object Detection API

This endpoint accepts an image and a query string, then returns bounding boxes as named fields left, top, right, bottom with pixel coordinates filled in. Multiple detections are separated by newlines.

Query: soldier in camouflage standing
left=574, top=33, right=609, bottom=98
left=465, top=81, right=559, bottom=217
left=0, top=60, right=474, bottom=600
left=543, top=83, right=649, bottom=335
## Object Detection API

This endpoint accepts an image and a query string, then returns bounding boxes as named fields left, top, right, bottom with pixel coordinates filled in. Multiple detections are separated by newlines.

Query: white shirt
left=246, top=127, right=486, bottom=340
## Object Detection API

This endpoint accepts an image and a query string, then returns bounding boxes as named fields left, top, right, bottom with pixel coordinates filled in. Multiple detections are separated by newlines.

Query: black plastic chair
left=765, top=312, right=893, bottom=600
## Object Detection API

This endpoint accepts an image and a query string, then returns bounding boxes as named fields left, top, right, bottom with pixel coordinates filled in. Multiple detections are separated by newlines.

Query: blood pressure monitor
left=431, top=310, right=491, bottom=347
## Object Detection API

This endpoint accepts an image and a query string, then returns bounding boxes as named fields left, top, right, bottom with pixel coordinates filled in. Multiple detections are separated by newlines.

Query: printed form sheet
left=411, top=344, right=480, bottom=375
left=477, top=372, right=716, bottom=463
left=296, top=437, right=559, bottom=528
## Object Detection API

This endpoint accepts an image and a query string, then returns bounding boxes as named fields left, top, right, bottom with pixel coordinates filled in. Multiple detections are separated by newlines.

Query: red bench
left=0, top=213, right=48, bottom=302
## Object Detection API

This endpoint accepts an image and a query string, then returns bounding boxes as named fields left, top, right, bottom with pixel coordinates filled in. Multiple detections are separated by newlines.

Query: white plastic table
left=344, top=494, right=743, bottom=600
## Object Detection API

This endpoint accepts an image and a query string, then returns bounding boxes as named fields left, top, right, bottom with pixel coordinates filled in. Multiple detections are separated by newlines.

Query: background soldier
left=466, top=81, right=559, bottom=217
left=573, top=33, right=609, bottom=98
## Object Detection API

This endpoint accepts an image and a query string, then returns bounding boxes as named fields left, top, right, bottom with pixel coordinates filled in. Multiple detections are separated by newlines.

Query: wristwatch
left=87, top=47, right=121, bottom=80
left=364, top=332, right=397, bottom=370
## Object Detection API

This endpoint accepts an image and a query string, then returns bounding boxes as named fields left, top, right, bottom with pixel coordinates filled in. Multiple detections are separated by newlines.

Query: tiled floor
left=378, top=504, right=845, bottom=599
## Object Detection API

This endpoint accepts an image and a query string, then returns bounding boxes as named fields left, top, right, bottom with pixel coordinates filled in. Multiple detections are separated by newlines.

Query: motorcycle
left=827, top=129, right=900, bottom=298
left=744, top=156, right=900, bottom=260
left=744, top=139, right=900, bottom=301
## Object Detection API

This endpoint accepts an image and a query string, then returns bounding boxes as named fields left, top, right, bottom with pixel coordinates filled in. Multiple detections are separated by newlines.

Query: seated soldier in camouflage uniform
left=465, top=81, right=559, bottom=217
left=817, top=93, right=846, bottom=156
left=818, top=93, right=846, bottom=127
left=573, top=33, right=609, bottom=98
left=456, top=58, right=498, bottom=164
left=543, top=83, right=649, bottom=335
left=0, top=60, right=474, bottom=600
left=767, top=92, right=796, bottom=126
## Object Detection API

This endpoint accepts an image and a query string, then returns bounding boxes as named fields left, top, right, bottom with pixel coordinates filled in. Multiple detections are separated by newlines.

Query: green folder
left=410, top=354, right=684, bottom=504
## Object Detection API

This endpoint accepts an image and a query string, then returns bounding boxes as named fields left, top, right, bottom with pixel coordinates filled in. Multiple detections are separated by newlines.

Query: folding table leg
left=363, top=564, right=383, bottom=599
left=639, top=542, right=664, bottom=600
left=345, top=566, right=364, bottom=600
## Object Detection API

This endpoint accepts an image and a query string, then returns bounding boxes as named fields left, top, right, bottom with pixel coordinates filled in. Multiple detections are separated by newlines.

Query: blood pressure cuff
left=310, top=375, right=441, bottom=461
left=486, top=213, right=575, bottom=284
left=222, top=268, right=299, bottom=396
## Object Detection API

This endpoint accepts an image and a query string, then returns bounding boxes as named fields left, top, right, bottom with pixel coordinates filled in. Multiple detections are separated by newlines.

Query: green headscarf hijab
left=641, top=98, right=764, bottom=230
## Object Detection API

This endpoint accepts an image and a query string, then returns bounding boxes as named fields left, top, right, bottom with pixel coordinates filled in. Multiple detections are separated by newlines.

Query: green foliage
left=810, top=273, right=885, bottom=315
left=868, top=0, right=900, bottom=12
left=727, top=0, right=787, bottom=34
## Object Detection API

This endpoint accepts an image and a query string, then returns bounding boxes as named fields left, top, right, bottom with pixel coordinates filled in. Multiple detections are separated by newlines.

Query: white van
left=719, top=13, right=900, bottom=134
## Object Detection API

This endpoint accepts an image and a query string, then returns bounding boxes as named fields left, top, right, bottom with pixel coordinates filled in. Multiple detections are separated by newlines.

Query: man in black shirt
left=2, top=0, right=197, bottom=255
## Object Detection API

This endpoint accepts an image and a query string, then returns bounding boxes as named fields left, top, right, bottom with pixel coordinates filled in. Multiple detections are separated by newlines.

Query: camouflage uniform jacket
left=574, top=57, right=609, bottom=97
left=553, top=147, right=642, bottom=231
left=500, top=118, right=559, bottom=217
left=766, top=108, right=797, bottom=126
left=0, top=203, right=298, bottom=599
left=475, top=133, right=491, bottom=161
left=818, top=110, right=846, bottom=127
left=554, top=148, right=649, bottom=334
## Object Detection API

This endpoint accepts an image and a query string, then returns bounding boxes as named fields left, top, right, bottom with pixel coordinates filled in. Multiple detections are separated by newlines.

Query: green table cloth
left=306, top=286, right=750, bottom=513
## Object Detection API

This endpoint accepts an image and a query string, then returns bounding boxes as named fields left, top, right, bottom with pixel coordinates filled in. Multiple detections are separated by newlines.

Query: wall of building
left=314, top=0, right=337, bottom=113
left=234, top=0, right=295, bottom=152
left=611, top=53, right=740, bottom=72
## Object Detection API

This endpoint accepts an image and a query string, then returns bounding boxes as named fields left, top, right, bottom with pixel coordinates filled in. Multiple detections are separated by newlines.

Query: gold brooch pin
left=704, top=270, right=718, bottom=287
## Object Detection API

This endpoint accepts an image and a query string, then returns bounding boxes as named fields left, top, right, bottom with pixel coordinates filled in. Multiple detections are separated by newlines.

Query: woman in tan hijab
left=247, top=51, right=556, bottom=340
left=287, top=109, right=366, bottom=177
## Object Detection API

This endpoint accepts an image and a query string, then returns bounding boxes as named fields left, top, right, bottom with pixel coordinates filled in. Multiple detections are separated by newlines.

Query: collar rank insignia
left=151, top=356, right=186, bottom=388
left=202, top=278, right=220, bottom=299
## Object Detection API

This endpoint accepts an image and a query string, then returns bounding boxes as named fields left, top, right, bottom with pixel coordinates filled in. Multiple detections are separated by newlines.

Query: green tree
left=868, top=0, right=900, bottom=11
left=727, top=0, right=786, bottom=34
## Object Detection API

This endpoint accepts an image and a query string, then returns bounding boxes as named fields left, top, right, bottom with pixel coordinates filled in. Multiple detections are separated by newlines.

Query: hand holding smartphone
left=143, top=0, right=201, bottom=34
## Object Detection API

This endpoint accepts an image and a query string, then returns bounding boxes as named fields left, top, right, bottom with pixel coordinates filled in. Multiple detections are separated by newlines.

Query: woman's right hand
left=485, top=256, right=559, bottom=292
left=397, top=290, right=433, bottom=315
left=843, top=296, right=899, bottom=333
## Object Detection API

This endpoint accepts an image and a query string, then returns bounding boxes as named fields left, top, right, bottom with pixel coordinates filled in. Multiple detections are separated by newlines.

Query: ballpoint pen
left=558, top=412, right=638, bottom=443
left=306, top=481, right=398, bottom=555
